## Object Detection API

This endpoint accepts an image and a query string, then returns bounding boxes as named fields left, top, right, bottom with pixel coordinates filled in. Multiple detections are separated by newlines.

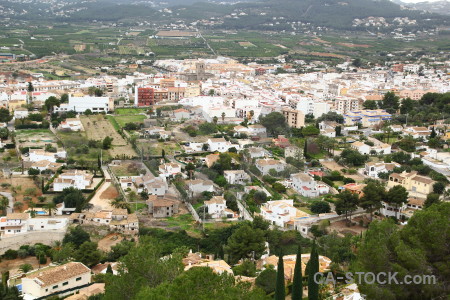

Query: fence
left=185, top=202, right=201, bottom=223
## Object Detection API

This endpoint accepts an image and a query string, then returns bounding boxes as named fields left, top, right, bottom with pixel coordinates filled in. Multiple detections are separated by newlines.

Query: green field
left=115, top=108, right=149, bottom=115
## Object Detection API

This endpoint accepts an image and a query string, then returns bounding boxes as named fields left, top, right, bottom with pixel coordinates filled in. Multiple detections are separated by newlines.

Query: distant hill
left=171, top=0, right=449, bottom=30
left=392, top=0, right=450, bottom=16
left=0, top=0, right=448, bottom=30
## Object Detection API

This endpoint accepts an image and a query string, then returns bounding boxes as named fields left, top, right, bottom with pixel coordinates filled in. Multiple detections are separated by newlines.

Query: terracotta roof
left=6, top=213, right=29, bottom=220
left=26, top=262, right=90, bottom=287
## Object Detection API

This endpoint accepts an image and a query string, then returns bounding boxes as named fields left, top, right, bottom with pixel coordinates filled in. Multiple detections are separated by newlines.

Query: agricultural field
left=80, top=115, right=137, bottom=159
left=57, top=130, right=109, bottom=165
left=15, top=129, right=57, bottom=149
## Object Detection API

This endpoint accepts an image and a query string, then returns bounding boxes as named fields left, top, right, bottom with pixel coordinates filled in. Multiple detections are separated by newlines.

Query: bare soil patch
left=97, top=233, right=124, bottom=252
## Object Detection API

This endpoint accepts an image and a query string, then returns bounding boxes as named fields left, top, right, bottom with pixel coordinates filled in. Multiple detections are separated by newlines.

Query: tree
left=43, top=202, right=57, bottom=216
left=256, top=267, right=277, bottom=294
left=136, top=267, right=267, bottom=300
left=386, top=185, right=408, bottom=219
left=316, top=111, right=344, bottom=124
left=102, top=136, right=114, bottom=150
left=274, top=252, right=285, bottom=300
left=381, top=91, right=400, bottom=113
left=302, top=125, right=320, bottom=136
left=225, top=224, right=266, bottom=264
left=84, top=109, right=93, bottom=115
left=212, top=116, right=218, bottom=124
left=51, top=242, right=74, bottom=264
left=432, top=182, right=445, bottom=194
left=27, top=82, right=34, bottom=92
left=44, top=96, right=60, bottom=112
left=61, top=93, right=69, bottom=103
left=13, top=201, right=24, bottom=212
left=221, top=112, right=226, bottom=123
left=307, top=241, right=319, bottom=300
left=362, top=100, right=378, bottom=110
left=103, top=237, right=183, bottom=300
left=335, top=190, right=359, bottom=222
left=291, top=245, right=303, bottom=300
left=0, top=127, right=9, bottom=140
left=352, top=58, right=362, bottom=68
left=260, top=112, right=288, bottom=136
left=63, top=226, right=90, bottom=248
left=397, top=135, right=417, bottom=152
left=232, top=259, right=256, bottom=277
left=19, top=263, right=33, bottom=273
left=400, top=97, right=415, bottom=114
left=340, top=149, right=368, bottom=166
left=424, top=193, right=440, bottom=208
left=0, top=196, right=10, bottom=215
left=360, top=182, right=385, bottom=221
left=28, top=168, right=40, bottom=176
left=0, top=108, right=13, bottom=123
left=355, top=204, right=450, bottom=299
left=53, top=187, right=86, bottom=212
left=74, top=241, right=102, bottom=267
left=310, top=201, right=331, bottom=214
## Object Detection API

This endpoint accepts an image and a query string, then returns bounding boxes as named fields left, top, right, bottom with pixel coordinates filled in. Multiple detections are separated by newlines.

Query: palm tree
left=19, top=264, right=33, bottom=274
left=44, top=202, right=57, bottom=216
left=13, top=201, right=24, bottom=212
left=0, top=196, right=9, bottom=215
left=110, top=197, right=130, bottom=210
left=249, top=110, right=254, bottom=121
left=28, top=201, right=36, bottom=217
left=221, top=112, right=226, bottom=123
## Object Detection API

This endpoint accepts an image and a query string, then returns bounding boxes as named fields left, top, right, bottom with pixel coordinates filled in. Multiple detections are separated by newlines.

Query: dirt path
left=89, top=182, right=115, bottom=211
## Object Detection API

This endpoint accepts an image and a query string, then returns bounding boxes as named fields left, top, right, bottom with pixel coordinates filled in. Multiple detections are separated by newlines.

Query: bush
left=3, top=249, right=18, bottom=260
left=310, top=201, right=331, bottom=214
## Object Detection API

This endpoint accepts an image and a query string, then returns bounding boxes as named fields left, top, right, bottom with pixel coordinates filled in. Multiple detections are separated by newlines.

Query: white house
left=255, top=159, right=286, bottom=175
left=247, top=124, right=267, bottom=136
left=14, top=107, right=29, bottom=119
left=204, top=196, right=234, bottom=219
left=207, top=138, right=238, bottom=152
left=30, top=160, right=64, bottom=173
left=365, top=162, right=401, bottom=178
left=186, top=179, right=214, bottom=196
left=351, top=141, right=391, bottom=155
left=159, top=163, right=182, bottom=177
left=0, top=213, right=69, bottom=237
left=402, top=127, right=431, bottom=141
left=54, top=95, right=114, bottom=113
left=260, top=200, right=306, bottom=227
left=290, top=173, right=324, bottom=197
left=247, top=147, right=269, bottom=159
left=224, top=170, right=250, bottom=185
left=53, top=170, right=94, bottom=191
left=28, top=149, right=66, bottom=163
left=59, top=118, right=83, bottom=131
left=22, top=262, right=91, bottom=299
left=172, top=108, right=191, bottom=121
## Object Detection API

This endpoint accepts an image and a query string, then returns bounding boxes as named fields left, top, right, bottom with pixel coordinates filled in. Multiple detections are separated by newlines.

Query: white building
left=186, top=179, right=215, bottom=197
left=14, top=107, right=29, bottom=119
left=22, top=262, right=91, bottom=299
left=290, top=173, right=330, bottom=197
left=54, top=95, right=114, bottom=113
left=224, top=170, right=250, bottom=185
left=260, top=200, right=306, bottom=227
left=29, top=149, right=66, bottom=163
left=53, top=170, right=94, bottom=192
left=204, top=196, right=234, bottom=219
left=0, top=213, right=69, bottom=237
left=365, top=162, right=401, bottom=178
left=207, top=138, right=237, bottom=152
left=351, top=141, right=391, bottom=155
left=159, top=163, right=182, bottom=177
left=255, top=159, right=286, bottom=175
left=59, top=118, right=83, bottom=131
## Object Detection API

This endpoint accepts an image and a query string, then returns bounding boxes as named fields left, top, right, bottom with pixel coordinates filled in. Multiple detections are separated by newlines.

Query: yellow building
left=387, top=171, right=435, bottom=196
left=282, top=107, right=305, bottom=128
left=8, top=100, right=26, bottom=112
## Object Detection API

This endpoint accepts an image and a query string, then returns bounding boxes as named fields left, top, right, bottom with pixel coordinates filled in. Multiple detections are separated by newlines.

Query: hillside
left=393, top=0, right=450, bottom=16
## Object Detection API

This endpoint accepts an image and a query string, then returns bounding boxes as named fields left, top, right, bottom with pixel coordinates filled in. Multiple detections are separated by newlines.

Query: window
left=63, top=282, right=68, bottom=286
left=53, top=285, right=58, bottom=289
left=76, top=277, right=82, bottom=281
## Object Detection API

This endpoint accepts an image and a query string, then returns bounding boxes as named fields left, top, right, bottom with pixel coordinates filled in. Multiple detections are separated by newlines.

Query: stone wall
left=0, top=230, right=66, bottom=255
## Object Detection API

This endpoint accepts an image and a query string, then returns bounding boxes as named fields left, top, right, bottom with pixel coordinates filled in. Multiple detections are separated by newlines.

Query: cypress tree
left=303, top=139, right=308, bottom=158
left=292, top=245, right=303, bottom=300
left=97, top=154, right=101, bottom=169
left=106, top=264, right=113, bottom=274
left=308, top=241, right=319, bottom=300
left=274, top=251, right=285, bottom=300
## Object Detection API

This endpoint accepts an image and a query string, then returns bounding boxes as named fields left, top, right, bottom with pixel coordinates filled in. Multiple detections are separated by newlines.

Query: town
left=0, top=54, right=448, bottom=299
left=0, top=0, right=449, bottom=296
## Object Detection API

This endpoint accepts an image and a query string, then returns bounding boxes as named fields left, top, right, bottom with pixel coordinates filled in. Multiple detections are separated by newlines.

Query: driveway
left=0, top=192, right=14, bottom=214
left=88, top=182, right=115, bottom=212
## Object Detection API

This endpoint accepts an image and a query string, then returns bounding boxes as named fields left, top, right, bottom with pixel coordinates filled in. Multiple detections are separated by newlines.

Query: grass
left=113, top=115, right=146, bottom=127
left=115, top=108, right=149, bottom=115
left=106, top=115, right=121, bottom=131
left=130, top=203, right=147, bottom=213
left=298, top=207, right=313, bottom=215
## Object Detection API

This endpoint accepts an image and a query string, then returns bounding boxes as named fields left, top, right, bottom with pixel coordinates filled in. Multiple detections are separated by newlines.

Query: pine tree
left=292, top=245, right=303, bottom=300
left=308, top=241, right=319, bottom=300
left=274, top=251, right=285, bottom=300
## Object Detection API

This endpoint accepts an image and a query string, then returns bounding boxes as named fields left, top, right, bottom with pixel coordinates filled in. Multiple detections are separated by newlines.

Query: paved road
left=0, top=192, right=14, bottom=214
